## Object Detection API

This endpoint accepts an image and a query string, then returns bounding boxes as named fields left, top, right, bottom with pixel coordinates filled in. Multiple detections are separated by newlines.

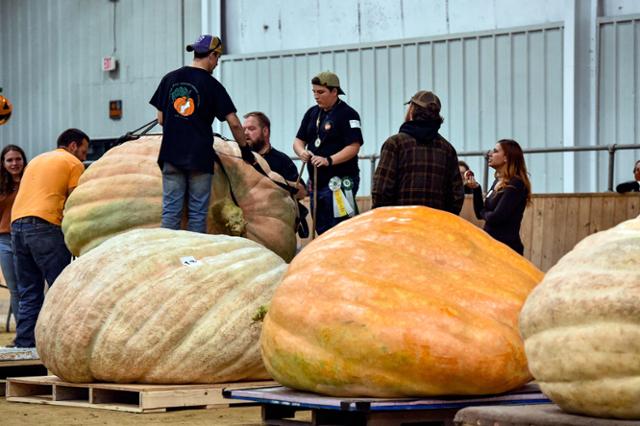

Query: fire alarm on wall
left=102, top=56, right=117, bottom=72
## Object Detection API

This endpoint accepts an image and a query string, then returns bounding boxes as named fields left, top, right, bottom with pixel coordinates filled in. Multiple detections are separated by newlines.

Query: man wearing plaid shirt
left=372, top=91, right=464, bottom=214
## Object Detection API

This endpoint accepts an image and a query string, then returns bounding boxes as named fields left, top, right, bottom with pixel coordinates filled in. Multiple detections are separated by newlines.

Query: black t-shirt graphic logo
left=170, top=83, right=200, bottom=117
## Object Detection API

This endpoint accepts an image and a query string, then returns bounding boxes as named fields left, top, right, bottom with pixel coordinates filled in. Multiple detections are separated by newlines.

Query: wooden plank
left=141, top=388, right=221, bottom=410
left=562, top=196, right=580, bottom=258
left=529, top=197, right=546, bottom=269
left=6, top=376, right=275, bottom=413
left=549, top=196, right=569, bottom=270
left=575, top=196, right=593, bottom=248
left=601, top=195, right=616, bottom=231
left=612, top=195, right=630, bottom=228
left=0, top=359, right=43, bottom=367
left=626, top=194, right=640, bottom=219
left=6, top=396, right=149, bottom=413
left=540, top=198, right=557, bottom=271
left=588, top=195, right=605, bottom=234
left=520, top=204, right=534, bottom=260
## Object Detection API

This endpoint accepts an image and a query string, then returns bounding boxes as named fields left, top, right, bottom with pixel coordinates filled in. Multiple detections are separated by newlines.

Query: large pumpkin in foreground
left=62, top=135, right=298, bottom=261
left=35, top=228, right=287, bottom=384
left=261, top=206, right=544, bottom=397
left=520, top=216, right=640, bottom=419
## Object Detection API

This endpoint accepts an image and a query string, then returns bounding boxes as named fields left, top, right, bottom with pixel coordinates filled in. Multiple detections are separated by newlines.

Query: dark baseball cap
left=186, top=35, right=223, bottom=55
left=312, top=71, right=345, bottom=95
left=406, top=91, right=441, bottom=109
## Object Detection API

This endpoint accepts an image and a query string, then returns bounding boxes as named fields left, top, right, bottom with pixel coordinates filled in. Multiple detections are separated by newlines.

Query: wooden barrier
left=300, top=193, right=639, bottom=272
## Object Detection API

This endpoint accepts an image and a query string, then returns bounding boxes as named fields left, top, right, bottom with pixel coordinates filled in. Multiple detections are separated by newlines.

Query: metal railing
left=293, top=143, right=640, bottom=195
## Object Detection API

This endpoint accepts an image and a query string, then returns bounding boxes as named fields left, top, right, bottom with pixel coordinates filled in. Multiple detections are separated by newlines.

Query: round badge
left=314, top=138, right=321, bottom=148
left=328, top=176, right=342, bottom=191
left=342, top=177, right=353, bottom=190
left=324, top=121, right=333, bottom=131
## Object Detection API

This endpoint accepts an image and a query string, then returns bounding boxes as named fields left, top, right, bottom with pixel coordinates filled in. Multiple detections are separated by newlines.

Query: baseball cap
left=312, top=71, right=345, bottom=95
left=186, top=35, right=224, bottom=55
left=406, top=91, right=441, bottom=109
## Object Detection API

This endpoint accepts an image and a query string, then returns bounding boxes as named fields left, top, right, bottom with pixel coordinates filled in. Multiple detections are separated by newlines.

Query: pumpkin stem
left=209, top=198, right=247, bottom=236
left=252, top=305, right=268, bottom=322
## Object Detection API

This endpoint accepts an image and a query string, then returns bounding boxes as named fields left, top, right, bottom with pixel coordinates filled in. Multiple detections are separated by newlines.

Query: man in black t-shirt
left=150, top=35, right=249, bottom=233
left=293, top=71, right=363, bottom=235
left=243, top=111, right=306, bottom=199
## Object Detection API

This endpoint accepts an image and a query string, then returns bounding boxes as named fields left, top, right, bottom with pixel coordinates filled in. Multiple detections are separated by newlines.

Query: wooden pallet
left=0, top=359, right=48, bottom=397
left=6, top=375, right=276, bottom=413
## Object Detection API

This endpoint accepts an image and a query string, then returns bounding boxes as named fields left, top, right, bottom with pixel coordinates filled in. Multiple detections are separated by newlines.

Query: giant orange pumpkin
left=62, top=135, right=298, bottom=261
left=260, top=206, right=543, bottom=397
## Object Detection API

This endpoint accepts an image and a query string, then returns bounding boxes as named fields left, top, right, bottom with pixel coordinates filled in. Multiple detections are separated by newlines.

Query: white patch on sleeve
left=349, top=120, right=361, bottom=129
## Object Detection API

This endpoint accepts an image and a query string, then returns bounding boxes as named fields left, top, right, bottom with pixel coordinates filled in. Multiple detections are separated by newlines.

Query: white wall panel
left=0, top=0, right=202, bottom=159
left=224, top=0, right=566, bottom=54
left=598, top=15, right=640, bottom=190
left=220, top=24, right=565, bottom=194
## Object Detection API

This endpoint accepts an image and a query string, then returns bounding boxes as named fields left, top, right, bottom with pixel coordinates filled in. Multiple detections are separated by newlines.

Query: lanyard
left=313, top=100, right=340, bottom=149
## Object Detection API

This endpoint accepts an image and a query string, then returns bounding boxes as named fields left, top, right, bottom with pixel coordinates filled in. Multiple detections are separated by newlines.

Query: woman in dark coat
left=465, top=139, right=531, bottom=255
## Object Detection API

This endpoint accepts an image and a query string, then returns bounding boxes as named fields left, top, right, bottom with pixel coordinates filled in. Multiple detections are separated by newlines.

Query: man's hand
left=310, top=155, right=330, bottom=168
left=240, top=144, right=255, bottom=164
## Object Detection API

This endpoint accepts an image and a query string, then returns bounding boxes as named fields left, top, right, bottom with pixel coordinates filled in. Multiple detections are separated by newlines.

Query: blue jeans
left=161, top=162, right=212, bottom=233
left=0, top=233, right=19, bottom=326
left=11, top=217, right=72, bottom=348
left=310, top=176, right=360, bottom=235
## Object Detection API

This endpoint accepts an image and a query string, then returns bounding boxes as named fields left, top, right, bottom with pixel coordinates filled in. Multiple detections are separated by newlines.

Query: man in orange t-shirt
left=10, top=128, right=89, bottom=348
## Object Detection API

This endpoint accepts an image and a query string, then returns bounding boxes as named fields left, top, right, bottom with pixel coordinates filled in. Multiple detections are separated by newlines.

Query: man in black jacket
left=372, top=90, right=464, bottom=214
left=616, top=160, right=640, bottom=193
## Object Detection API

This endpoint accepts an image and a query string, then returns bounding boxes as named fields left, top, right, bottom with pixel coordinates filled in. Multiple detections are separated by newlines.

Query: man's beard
left=250, top=138, right=267, bottom=154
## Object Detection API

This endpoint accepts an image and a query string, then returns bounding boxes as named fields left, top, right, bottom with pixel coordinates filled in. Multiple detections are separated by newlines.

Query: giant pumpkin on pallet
left=61, top=135, right=298, bottom=261
left=260, top=206, right=544, bottom=397
left=36, top=228, right=286, bottom=384
left=520, top=216, right=640, bottom=419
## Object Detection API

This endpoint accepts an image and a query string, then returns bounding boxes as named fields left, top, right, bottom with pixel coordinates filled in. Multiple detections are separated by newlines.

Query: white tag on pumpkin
left=180, top=256, right=202, bottom=267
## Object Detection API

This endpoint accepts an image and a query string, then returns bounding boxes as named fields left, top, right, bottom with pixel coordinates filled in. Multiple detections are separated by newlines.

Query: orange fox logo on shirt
left=170, top=85, right=197, bottom=117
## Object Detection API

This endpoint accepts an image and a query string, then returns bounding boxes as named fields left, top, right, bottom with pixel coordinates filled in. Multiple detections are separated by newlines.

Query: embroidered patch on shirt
left=349, top=120, right=361, bottom=128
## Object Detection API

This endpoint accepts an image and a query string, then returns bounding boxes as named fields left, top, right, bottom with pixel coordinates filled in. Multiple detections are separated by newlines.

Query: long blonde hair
left=494, top=139, right=531, bottom=204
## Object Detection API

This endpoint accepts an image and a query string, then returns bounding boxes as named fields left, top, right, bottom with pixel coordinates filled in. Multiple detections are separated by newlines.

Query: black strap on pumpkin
left=115, top=119, right=159, bottom=145
left=213, top=133, right=300, bottom=197
left=213, top=134, right=307, bottom=236
left=211, top=134, right=241, bottom=207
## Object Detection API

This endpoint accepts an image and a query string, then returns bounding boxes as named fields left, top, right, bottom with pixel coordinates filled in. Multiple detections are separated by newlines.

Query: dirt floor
left=0, top=331, right=306, bottom=426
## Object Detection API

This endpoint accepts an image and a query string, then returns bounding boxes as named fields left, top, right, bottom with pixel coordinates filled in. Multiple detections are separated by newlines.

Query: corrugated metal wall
left=0, top=0, right=201, bottom=160
left=598, top=14, right=640, bottom=189
left=220, top=24, right=564, bottom=194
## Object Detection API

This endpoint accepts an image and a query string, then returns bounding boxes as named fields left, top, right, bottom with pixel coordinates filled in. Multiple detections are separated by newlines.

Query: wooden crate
left=6, top=375, right=276, bottom=413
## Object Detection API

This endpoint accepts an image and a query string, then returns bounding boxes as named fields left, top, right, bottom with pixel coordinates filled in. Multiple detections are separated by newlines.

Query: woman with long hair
left=0, top=144, right=27, bottom=344
left=465, top=139, right=531, bottom=254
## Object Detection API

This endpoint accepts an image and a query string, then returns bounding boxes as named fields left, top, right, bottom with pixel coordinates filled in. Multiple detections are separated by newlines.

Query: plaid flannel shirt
left=372, top=132, right=464, bottom=214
